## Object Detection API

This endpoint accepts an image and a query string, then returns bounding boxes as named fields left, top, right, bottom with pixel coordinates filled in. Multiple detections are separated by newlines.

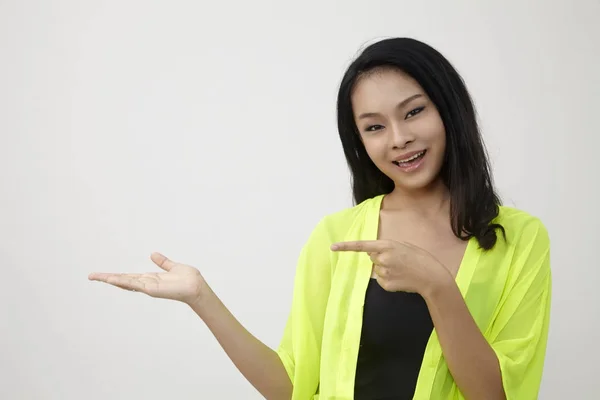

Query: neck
left=384, top=179, right=450, bottom=217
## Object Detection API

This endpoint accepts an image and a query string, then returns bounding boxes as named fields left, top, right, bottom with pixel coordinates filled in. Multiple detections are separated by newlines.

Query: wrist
left=422, top=268, right=455, bottom=301
left=187, top=284, right=215, bottom=314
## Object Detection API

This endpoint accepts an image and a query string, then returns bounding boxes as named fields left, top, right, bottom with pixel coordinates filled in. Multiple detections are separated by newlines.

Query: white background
left=1, top=0, right=599, bottom=398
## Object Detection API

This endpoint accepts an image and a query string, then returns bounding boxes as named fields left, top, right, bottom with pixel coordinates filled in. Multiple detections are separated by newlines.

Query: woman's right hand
left=88, top=252, right=208, bottom=306
left=89, top=251, right=294, bottom=399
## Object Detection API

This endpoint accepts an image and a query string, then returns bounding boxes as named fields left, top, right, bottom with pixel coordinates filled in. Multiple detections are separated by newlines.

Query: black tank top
left=354, top=278, right=434, bottom=400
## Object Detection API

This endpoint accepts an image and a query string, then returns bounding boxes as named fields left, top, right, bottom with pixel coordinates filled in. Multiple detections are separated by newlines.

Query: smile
left=392, top=150, right=427, bottom=167
left=392, top=150, right=427, bottom=171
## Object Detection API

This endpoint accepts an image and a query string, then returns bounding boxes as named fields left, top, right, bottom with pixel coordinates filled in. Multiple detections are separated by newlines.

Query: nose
left=389, top=123, right=415, bottom=149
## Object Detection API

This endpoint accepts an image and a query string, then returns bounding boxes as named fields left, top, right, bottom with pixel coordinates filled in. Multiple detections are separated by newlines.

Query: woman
left=89, top=37, right=551, bottom=400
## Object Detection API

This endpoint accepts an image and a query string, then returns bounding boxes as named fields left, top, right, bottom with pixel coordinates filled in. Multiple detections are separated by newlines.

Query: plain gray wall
left=1, top=0, right=599, bottom=398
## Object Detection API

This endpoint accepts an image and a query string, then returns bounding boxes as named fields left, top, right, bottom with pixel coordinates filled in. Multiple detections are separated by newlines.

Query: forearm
left=189, top=287, right=292, bottom=400
left=422, top=278, right=505, bottom=400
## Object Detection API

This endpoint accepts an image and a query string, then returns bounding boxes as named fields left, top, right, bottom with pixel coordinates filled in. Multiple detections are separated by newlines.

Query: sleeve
left=488, top=218, right=552, bottom=400
left=276, top=216, right=334, bottom=399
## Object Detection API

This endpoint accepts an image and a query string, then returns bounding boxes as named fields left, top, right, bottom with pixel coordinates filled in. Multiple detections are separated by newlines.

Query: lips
left=392, top=150, right=426, bottom=166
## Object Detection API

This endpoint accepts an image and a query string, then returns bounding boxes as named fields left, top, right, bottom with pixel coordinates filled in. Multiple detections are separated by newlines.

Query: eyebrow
left=356, top=93, right=424, bottom=120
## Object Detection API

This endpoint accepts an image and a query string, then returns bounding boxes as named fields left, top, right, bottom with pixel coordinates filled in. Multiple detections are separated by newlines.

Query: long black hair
left=336, top=37, right=504, bottom=250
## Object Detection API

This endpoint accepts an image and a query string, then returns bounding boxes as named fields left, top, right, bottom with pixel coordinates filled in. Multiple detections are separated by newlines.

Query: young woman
left=89, top=37, right=551, bottom=400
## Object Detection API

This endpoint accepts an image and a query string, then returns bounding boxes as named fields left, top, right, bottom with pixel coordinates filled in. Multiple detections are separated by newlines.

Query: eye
left=405, top=106, right=425, bottom=119
left=365, top=124, right=384, bottom=132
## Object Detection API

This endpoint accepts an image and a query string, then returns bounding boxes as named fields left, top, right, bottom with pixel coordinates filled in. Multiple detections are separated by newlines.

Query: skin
left=331, top=67, right=506, bottom=399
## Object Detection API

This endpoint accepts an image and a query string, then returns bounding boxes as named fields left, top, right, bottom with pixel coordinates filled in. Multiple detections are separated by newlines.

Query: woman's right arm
left=88, top=252, right=292, bottom=400
left=189, top=286, right=292, bottom=400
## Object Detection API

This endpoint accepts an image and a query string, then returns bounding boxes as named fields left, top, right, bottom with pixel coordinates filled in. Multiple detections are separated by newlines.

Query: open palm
left=88, top=252, right=206, bottom=305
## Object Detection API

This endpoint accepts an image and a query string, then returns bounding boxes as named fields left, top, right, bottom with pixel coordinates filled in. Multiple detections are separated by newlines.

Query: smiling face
left=351, top=67, right=447, bottom=192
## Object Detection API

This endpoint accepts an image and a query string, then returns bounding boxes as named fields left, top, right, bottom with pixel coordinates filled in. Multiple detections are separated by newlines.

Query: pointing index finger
left=330, top=240, right=391, bottom=253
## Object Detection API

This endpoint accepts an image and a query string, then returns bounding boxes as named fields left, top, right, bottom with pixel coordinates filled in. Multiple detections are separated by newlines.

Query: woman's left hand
left=330, top=239, right=452, bottom=295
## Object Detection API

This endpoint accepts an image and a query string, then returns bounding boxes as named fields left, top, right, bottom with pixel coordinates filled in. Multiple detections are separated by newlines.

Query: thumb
left=150, top=252, right=176, bottom=271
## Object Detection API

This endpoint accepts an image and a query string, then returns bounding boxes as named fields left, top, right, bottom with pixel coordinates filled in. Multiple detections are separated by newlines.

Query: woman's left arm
left=421, top=276, right=506, bottom=400
left=423, top=222, right=551, bottom=400
left=331, top=219, right=551, bottom=400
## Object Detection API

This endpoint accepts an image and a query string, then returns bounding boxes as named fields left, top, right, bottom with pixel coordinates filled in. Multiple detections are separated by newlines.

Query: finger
left=374, top=264, right=389, bottom=278
left=88, top=272, right=114, bottom=282
left=88, top=273, right=140, bottom=282
left=371, top=254, right=388, bottom=267
left=150, top=252, right=176, bottom=271
left=375, top=275, right=393, bottom=292
left=377, top=252, right=394, bottom=266
left=105, top=275, right=146, bottom=292
left=368, top=252, right=380, bottom=264
left=89, top=273, right=145, bottom=292
left=330, top=240, right=392, bottom=253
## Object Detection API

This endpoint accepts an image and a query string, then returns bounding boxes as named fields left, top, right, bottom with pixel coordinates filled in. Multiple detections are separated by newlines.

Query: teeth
left=397, top=151, right=424, bottom=163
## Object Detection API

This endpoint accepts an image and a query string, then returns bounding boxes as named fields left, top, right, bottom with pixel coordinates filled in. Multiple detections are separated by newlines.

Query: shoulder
left=496, top=206, right=550, bottom=246
left=493, top=206, right=551, bottom=278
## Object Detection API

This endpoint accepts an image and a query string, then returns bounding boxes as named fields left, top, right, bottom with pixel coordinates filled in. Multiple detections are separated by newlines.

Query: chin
left=395, top=179, right=437, bottom=192
left=389, top=169, right=442, bottom=192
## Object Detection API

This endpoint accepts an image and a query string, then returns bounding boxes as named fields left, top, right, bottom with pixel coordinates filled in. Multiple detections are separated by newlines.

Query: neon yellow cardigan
left=277, top=194, right=551, bottom=400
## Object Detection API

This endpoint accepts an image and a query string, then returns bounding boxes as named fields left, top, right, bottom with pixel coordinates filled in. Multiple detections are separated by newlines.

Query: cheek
left=432, top=114, right=446, bottom=144
left=430, top=127, right=447, bottom=167
left=362, top=138, right=386, bottom=162
left=418, top=114, right=445, bottom=140
left=418, top=118, right=446, bottom=150
left=433, top=128, right=446, bottom=151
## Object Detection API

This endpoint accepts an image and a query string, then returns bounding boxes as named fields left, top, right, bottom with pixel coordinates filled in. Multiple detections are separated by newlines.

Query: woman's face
left=351, top=68, right=446, bottom=192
